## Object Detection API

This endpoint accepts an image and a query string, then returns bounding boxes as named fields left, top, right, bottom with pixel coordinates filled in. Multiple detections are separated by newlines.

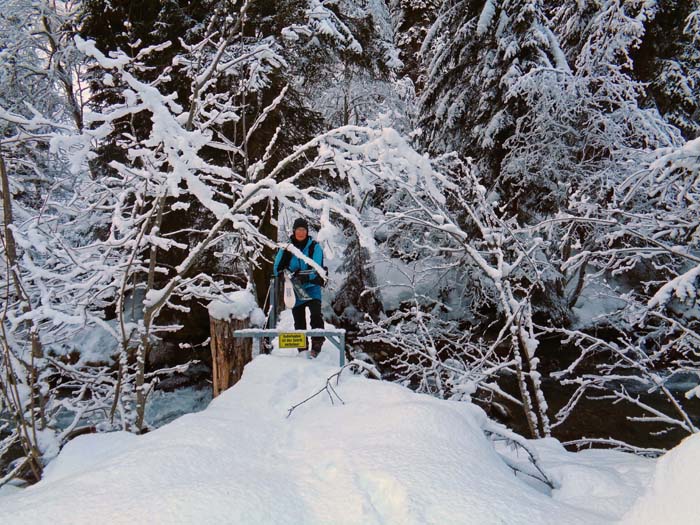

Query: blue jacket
left=273, top=237, right=324, bottom=305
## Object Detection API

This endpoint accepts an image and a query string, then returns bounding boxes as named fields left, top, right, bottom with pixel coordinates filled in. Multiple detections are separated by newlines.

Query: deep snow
left=0, top=333, right=696, bottom=524
left=621, top=432, right=700, bottom=524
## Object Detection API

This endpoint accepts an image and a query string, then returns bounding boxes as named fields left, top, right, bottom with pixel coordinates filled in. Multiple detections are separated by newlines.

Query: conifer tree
left=388, top=0, right=439, bottom=89
left=633, top=0, right=700, bottom=139
left=420, top=0, right=566, bottom=192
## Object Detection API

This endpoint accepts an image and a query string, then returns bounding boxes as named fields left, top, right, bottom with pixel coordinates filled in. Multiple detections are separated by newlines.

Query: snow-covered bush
left=549, top=137, right=700, bottom=443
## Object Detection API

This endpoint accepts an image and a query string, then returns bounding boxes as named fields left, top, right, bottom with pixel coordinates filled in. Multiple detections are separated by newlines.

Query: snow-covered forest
left=1, top=0, right=699, bottom=522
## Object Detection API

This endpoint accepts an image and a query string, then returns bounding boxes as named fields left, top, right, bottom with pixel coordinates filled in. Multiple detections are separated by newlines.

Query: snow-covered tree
left=551, top=136, right=700, bottom=445
left=291, top=1, right=405, bottom=130
left=354, top=150, right=554, bottom=438
left=388, top=0, right=439, bottom=88
left=0, top=0, right=105, bottom=483
left=491, top=0, right=681, bottom=340
left=633, top=0, right=700, bottom=139
left=419, top=0, right=567, bottom=188
left=502, top=0, right=680, bottom=219
left=552, top=0, right=700, bottom=140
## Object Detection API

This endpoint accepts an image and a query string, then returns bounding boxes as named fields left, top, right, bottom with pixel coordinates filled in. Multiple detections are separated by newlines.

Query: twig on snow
left=286, top=360, right=380, bottom=418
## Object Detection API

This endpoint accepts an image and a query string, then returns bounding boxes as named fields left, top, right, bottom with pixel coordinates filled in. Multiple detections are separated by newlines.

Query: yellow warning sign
left=279, top=333, right=307, bottom=349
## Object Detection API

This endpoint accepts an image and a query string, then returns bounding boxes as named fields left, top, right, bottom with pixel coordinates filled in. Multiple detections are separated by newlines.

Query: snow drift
left=0, top=347, right=687, bottom=524
left=621, top=433, right=700, bottom=524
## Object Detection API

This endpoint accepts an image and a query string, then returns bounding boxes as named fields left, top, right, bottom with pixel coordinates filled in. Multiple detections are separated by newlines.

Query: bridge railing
left=233, top=329, right=346, bottom=367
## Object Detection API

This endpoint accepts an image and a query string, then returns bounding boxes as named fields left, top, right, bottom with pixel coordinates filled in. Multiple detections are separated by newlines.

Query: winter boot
left=310, top=338, right=323, bottom=358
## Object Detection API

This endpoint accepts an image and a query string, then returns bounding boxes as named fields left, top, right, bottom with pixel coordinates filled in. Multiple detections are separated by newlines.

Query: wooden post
left=209, top=316, right=252, bottom=397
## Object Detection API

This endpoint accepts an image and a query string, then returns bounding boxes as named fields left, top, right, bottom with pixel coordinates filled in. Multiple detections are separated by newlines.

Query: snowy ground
left=1, top=317, right=698, bottom=524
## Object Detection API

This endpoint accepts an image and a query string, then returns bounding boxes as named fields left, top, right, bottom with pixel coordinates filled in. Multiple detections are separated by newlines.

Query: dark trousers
left=292, top=299, right=323, bottom=351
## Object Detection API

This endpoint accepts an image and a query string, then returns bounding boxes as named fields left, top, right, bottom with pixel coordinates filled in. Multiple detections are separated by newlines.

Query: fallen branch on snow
left=484, top=423, right=556, bottom=490
left=286, top=360, right=381, bottom=418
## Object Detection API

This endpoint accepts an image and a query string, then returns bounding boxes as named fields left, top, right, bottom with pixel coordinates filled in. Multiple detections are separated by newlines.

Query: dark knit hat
left=292, top=217, right=309, bottom=231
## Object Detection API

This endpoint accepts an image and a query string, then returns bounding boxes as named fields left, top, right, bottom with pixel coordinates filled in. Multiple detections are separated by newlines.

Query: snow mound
left=208, top=290, right=264, bottom=325
left=0, top=346, right=656, bottom=524
left=621, top=433, right=700, bottom=524
left=516, top=438, right=653, bottom=520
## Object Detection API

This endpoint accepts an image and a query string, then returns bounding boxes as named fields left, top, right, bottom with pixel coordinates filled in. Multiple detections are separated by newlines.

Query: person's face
left=294, top=227, right=308, bottom=242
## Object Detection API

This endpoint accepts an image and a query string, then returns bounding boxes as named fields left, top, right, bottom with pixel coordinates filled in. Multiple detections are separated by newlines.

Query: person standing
left=273, top=218, right=326, bottom=357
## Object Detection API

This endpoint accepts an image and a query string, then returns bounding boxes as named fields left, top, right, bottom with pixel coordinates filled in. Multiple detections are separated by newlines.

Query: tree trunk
left=0, top=148, right=44, bottom=480
left=134, top=196, right=166, bottom=432
left=209, top=316, right=253, bottom=397
left=252, top=198, right=277, bottom=310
